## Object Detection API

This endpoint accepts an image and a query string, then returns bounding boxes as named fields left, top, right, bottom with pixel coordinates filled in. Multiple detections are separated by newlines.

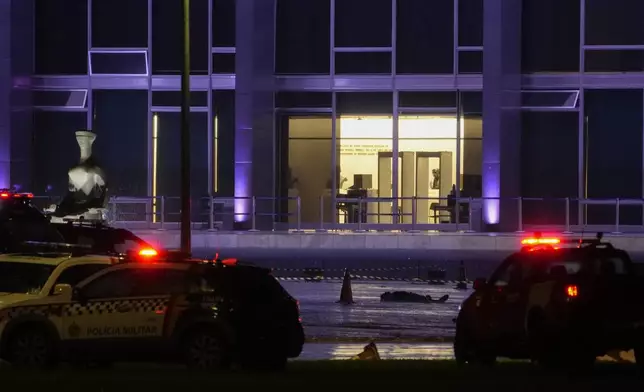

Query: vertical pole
left=564, top=197, right=571, bottom=233
left=516, top=197, right=523, bottom=233
left=180, top=0, right=192, bottom=254
left=614, top=198, right=621, bottom=234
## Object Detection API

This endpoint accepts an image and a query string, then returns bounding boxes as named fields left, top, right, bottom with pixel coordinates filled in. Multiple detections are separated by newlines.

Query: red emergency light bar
left=0, top=191, right=33, bottom=199
left=521, top=237, right=561, bottom=246
left=138, top=248, right=159, bottom=257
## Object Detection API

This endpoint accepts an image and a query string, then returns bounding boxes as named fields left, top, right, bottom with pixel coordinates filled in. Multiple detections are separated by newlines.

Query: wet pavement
left=297, top=342, right=454, bottom=360
left=282, top=280, right=469, bottom=341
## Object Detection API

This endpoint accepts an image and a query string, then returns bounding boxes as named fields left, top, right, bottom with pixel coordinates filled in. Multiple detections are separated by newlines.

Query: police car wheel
left=7, top=328, right=56, bottom=368
left=183, top=330, right=227, bottom=369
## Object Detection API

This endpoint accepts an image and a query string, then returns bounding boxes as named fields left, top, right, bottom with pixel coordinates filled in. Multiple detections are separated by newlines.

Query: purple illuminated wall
left=0, top=0, right=34, bottom=191
left=482, top=0, right=522, bottom=229
left=0, top=0, right=11, bottom=189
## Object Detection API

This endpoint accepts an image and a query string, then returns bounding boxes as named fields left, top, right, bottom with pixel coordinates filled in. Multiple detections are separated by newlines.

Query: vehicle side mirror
left=53, top=283, right=73, bottom=297
left=473, top=278, right=487, bottom=291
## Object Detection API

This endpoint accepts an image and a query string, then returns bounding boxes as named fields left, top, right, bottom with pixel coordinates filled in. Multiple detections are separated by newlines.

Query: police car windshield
left=0, top=262, right=55, bottom=294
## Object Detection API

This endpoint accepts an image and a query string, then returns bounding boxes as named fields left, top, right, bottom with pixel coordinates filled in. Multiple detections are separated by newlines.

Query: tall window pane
left=35, top=0, right=88, bottom=74
left=276, top=0, right=330, bottom=74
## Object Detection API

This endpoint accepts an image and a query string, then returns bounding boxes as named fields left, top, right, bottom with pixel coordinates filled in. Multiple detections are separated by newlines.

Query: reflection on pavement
left=297, top=343, right=454, bottom=361
left=283, top=281, right=468, bottom=340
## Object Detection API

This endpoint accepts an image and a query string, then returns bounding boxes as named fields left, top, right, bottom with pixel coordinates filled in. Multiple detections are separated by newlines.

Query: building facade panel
left=2, top=0, right=644, bottom=231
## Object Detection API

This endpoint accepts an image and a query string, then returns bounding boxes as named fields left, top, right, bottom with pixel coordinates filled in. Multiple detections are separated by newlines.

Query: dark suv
left=454, top=234, right=644, bottom=369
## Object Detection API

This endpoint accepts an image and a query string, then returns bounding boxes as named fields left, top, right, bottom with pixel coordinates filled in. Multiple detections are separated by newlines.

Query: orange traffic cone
left=351, top=341, right=381, bottom=360
left=337, top=268, right=354, bottom=305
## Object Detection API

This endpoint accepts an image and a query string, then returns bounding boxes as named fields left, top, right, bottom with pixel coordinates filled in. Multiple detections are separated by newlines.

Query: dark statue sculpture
left=46, top=130, right=109, bottom=223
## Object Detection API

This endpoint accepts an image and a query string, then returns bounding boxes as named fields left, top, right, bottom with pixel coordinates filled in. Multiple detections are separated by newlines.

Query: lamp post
left=180, top=0, right=192, bottom=254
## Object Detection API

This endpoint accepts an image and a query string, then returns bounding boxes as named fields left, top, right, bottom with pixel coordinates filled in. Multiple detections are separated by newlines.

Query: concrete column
left=234, top=0, right=275, bottom=229
left=0, top=0, right=11, bottom=189
left=482, top=0, right=522, bottom=231
left=0, top=0, right=33, bottom=191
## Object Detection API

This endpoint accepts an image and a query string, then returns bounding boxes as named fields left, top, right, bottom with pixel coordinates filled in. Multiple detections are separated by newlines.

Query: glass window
left=336, top=93, right=393, bottom=225
left=586, top=0, right=644, bottom=45
left=461, top=91, right=483, bottom=200
left=55, top=264, right=109, bottom=288
left=154, top=113, right=209, bottom=210
left=398, top=115, right=458, bottom=225
left=33, top=90, right=88, bottom=109
left=92, top=90, right=148, bottom=196
left=280, top=115, right=334, bottom=225
left=585, top=50, right=644, bottom=72
left=152, top=91, right=208, bottom=107
left=33, top=112, right=87, bottom=196
left=335, top=52, right=391, bottom=74
left=396, top=0, right=454, bottom=74
left=152, top=0, right=209, bottom=74
left=35, top=0, right=88, bottom=74
left=458, top=0, right=483, bottom=47
left=82, top=268, right=187, bottom=298
left=0, top=262, right=55, bottom=294
left=213, top=53, right=235, bottom=73
left=335, top=0, right=392, bottom=47
left=584, top=90, right=643, bottom=226
left=522, top=0, right=580, bottom=72
left=91, top=0, right=147, bottom=48
left=89, top=52, right=148, bottom=75
left=276, top=0, right=330, bottom=74
left=458, top=51, right=482, bottom=74
left=520, top=112, right=578, bottom=226
left=276, top=92, right=333, bottom=108
left=213, top=91, right=234, bottom=196
left=212, top=0, right=236, bottom=47
left=492, top=261, right=523, bottom=287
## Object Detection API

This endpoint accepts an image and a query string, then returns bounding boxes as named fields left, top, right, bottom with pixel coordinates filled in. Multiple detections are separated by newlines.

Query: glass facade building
left=2, top=0, right=644, bottom=231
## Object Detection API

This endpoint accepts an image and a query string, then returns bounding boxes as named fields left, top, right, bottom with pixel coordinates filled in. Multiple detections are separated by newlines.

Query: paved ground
left=282, top=280, right=468, bottom=341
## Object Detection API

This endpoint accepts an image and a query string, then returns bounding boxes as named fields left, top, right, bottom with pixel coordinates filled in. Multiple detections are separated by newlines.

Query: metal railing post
left=356, top=198, right=366, bottom=232
left=613, top=198, right=621, bottom=234
left=564, top=197, right=572, bottom=233
left=294, top=196, right=303, bottom=232
left=208, top=196, right=216, bottom=232
left=249, top=196, right=259, bottom=232
left=409, top=196, right=420, bottom=233
left=157, top=196, right=166, bottom=231
left=316, top=195, right=327, bottom=232
left=516, top=197, right=524, bottom=233
left=466, top=197, right=474, bottom=232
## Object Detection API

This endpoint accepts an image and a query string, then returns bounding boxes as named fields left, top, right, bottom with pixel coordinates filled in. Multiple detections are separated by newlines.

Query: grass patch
left=0, top=360, right=642, bottom=391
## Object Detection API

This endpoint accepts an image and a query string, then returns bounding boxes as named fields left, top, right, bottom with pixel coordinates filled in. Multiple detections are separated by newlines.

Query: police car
left=0, top=189, right=153, bottom=254
left=454, top=233, right=644, bottom=369
left=0, top=246, right=304, bottom=369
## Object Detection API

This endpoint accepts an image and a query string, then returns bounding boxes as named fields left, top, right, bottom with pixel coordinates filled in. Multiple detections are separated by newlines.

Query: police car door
left=61, top=266, right=172, bottom=359
left=485, top=257, right=526, bottom=343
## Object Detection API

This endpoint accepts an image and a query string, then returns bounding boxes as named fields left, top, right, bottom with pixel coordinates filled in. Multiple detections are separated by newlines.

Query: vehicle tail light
left=0, top=192, right=10, bottom=199
left=565, top=284, right=579, bottom=298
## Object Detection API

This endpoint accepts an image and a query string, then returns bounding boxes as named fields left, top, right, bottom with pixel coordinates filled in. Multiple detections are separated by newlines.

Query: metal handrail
left=31, top=194, right=644, bottom=233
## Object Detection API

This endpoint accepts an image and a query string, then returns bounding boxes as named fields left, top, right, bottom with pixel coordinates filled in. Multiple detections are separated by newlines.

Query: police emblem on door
left=68, top=322, right=81, bottom=338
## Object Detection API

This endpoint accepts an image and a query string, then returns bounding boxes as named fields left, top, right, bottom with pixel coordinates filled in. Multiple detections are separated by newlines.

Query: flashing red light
left=138, top=248, right=158, bottom=257
left=221, top=258, right=238, bottom=266
left=0, top=192, right=9, bottom=199
left=521, top=237, right=561, bottom=246
left=24, top=193, right=33, bottom=198
left=566, top=284, right=579, bottom=298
